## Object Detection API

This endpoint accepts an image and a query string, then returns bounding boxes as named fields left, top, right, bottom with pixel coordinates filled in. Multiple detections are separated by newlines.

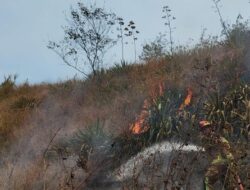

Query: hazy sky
left=1, top=0, right=250, bottom=84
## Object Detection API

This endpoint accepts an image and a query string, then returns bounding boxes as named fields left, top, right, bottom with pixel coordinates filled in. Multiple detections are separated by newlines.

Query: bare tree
left=48, top=2, right=116, bottom=77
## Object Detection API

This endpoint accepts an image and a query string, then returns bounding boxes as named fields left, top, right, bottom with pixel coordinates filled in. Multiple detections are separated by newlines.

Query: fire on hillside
left=130, top=86, right=193, bottom=134
left=179, top=88, right=193, bottom=111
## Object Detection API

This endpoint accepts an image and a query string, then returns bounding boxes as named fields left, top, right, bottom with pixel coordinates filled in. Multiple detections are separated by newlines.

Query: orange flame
left=130, top=100, right=150, bottom=134
left=184, top=88, right=192, bottom=105
left=130, top=117, right=149, bottom=134
left=179, top=88, right=193, bottom=110
left=130, top=83, right=165, bottom=135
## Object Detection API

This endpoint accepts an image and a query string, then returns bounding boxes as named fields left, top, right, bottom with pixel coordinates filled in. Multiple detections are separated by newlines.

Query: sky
left=0, top=0, right=250, bottom=84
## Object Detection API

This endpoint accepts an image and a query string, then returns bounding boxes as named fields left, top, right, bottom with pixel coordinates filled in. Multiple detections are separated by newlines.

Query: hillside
left=0, top=26, right=250, bottom=189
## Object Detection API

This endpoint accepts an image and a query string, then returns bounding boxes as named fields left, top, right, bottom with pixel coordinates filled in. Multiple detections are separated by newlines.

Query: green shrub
left=146, top=88, right=183, bottom=142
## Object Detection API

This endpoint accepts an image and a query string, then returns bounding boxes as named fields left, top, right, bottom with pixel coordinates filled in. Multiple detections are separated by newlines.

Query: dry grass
left=0, top=80, right=48, bottom=150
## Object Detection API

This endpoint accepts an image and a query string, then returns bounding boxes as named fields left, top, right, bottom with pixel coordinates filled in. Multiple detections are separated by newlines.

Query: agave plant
left=140, top=88, right=198, bottom=144
left=203, top=84, right=250, bottom=142
left=70, top=120, right=112, bottom=170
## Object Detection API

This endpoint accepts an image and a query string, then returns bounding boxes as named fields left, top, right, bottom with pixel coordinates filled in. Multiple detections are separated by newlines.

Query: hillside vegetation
left=1, top=18, right=250, bottom=189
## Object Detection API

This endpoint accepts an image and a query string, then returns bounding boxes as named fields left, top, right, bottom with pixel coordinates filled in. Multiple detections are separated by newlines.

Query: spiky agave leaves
left=203, top=84, right=250, bottom=141
left=70, top=120, right=112, bottom=170
left=144, top=88, right=196, bottom=144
